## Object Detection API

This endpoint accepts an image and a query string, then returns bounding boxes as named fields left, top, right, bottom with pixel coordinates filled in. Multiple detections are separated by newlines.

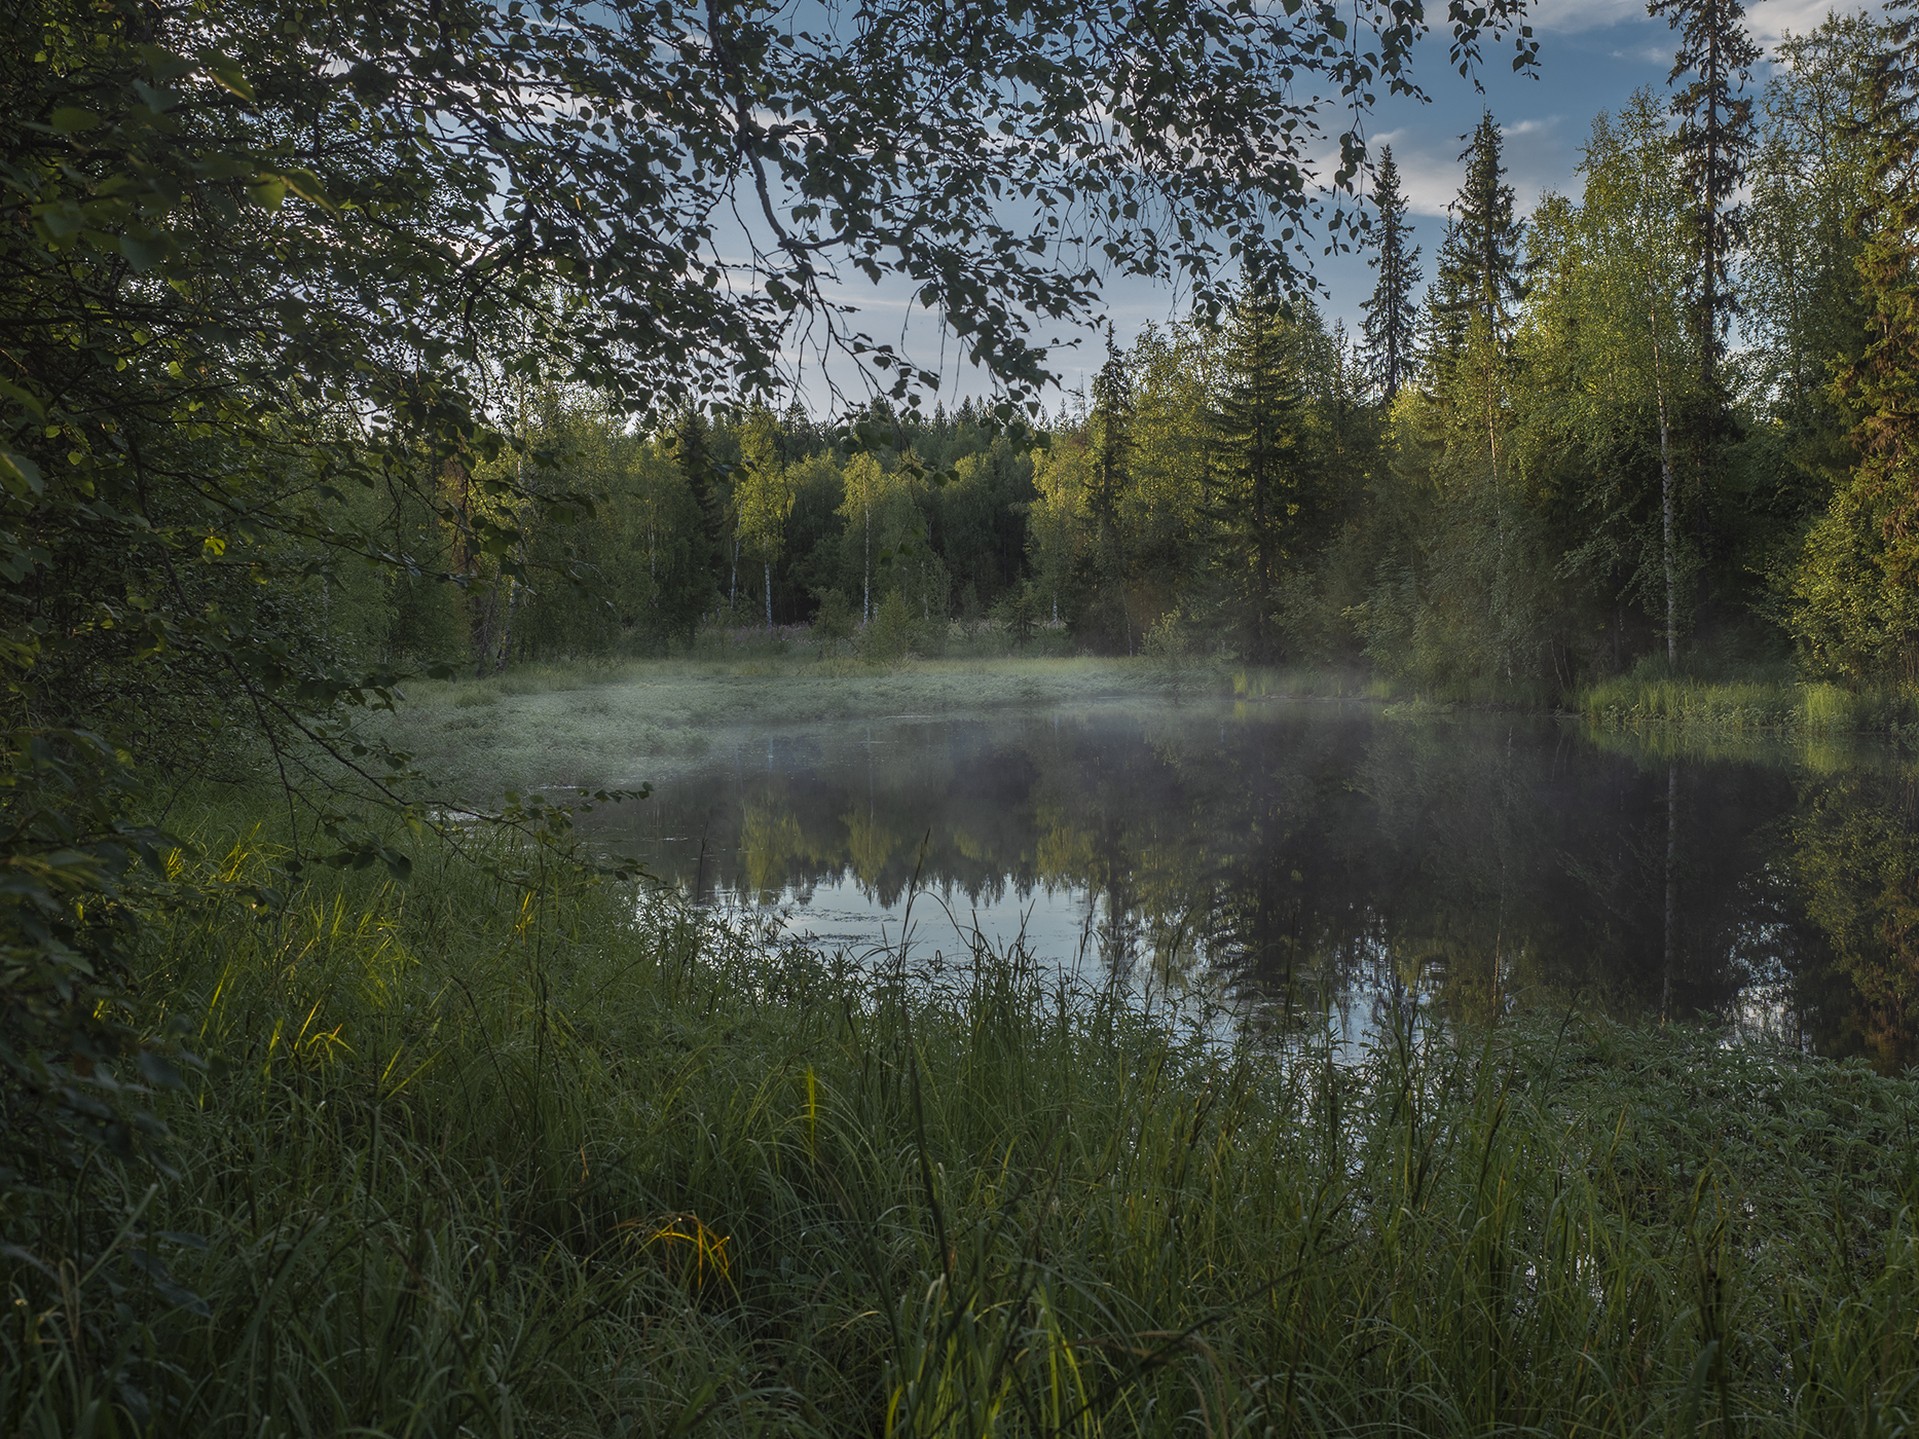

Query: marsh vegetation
left=10, top=812, right=1919, bottom=1436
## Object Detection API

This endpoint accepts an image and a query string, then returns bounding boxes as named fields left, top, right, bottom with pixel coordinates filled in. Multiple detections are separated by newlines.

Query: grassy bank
left=1579, top=669, right=1919, bottom=739
left=7, top=818, right=1919, bottom=1436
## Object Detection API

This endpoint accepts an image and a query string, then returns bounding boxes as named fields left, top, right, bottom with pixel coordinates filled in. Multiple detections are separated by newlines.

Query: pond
left=577, top=697, right=1919, bottom=1067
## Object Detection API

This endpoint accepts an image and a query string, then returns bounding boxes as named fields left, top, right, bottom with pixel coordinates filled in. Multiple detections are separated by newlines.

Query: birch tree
left=1558, top=93, right=1702, bottom=663
left=734, top=409, right=796, bottom=629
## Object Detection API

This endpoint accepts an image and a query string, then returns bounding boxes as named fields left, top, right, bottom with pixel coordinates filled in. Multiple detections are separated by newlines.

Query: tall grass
left=6, top=817, right=1919, bottom=1435
left=1580, top=668, right=1919, bottom=737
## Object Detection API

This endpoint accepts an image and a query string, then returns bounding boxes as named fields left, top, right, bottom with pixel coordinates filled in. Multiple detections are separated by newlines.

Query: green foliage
left=992, top=583, right=1044, bottom=650
left=863, top=590, right=922, bottom=664
left=8, top=819, right=1919, bottom=1434
left=813, top=588, right=858, bottom=644
left=1437, top=113, right=1526, bottom=360
left=1648, top=0, right=1761, bottom=384
left=1792, top=487, right=1919, bottom=680
left=1792, top=770, right=1919, bottom=1065
left=1200, top=281, right=1335, bottom=661
left=15, top=0, right=1919, bottom=1411
left=1793, top=0, right=1919, bottom=684
left=1745, top=17, right=1879, bottom=485
left=1581, top=662, right=1919, bottom=736
left=1520, top=94, right=1704, bottom=672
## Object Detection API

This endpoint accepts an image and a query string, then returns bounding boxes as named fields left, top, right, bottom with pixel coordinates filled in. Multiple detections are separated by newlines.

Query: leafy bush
left=813, top=587, right=858, bottom=642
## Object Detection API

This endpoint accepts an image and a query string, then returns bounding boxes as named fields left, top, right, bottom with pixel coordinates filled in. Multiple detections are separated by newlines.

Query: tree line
left=355, top=5, right=1919, bottom=694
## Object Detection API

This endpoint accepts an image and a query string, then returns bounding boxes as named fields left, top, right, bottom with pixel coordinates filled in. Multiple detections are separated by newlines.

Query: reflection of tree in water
left=842, top=803, right=904, bottom=892
left=593, top=706, right=1910, bottom=1060
left=1790, top=768, right=1919, bottom=1069
left=739, top=794, right=813, bottom=901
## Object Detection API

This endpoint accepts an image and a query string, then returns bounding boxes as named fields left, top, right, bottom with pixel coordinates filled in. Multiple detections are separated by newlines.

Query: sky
left=811, top=0, right=1884, bottom=413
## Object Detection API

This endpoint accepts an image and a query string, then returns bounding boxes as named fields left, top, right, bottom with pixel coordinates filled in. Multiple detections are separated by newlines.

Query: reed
left=1580, top=669, right=1919, bottom=737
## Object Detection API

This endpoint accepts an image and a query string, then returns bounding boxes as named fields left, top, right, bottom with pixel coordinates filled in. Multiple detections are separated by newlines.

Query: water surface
left=579, top=698, right=1919, bottom=1066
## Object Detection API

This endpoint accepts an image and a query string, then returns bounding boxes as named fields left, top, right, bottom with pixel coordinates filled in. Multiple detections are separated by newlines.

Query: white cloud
left=1748, top=0, right=1886, bottom=47
left=1609, top=43, right=1675, bottom=65
left=1504, top=115, right=1563, bottom=138
left=1528, top=0, right=1647, bottom=34
left=1531, top=0, right=1886, bottom=50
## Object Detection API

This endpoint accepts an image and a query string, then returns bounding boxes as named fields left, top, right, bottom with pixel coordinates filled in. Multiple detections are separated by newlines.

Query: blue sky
left=807, top=0, right=1883, bottom=413
left=1289, top=0, right=1887, bottom=360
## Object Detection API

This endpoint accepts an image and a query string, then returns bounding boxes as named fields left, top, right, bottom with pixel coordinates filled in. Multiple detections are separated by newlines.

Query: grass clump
left=1580, top=664, right=1919, bottom=737
left=6, top=816, right=1919, bottom=1436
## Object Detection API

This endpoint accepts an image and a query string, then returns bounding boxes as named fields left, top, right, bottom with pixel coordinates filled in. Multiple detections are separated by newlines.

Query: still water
left=582, top=699, right=1919, bottom=1067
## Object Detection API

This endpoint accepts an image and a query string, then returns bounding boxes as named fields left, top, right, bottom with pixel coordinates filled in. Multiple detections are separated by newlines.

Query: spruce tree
left=1648, top=0, right=1761, bottom=393
left=1361, top=147, right=1424, bottom=403
left=1422, top=220, right=1471, bottom=381
left=1088, top=333, right=1134, bottom=544
left=1083, top=333, right=1137, bottom=647
left=1433, top=114, right=1524, bottom=490
left=1447, top=113, right=1526, bottom=346
left=1207, top=265, right=1317, bottom=660
left=670, top=408, right=727, bottom=608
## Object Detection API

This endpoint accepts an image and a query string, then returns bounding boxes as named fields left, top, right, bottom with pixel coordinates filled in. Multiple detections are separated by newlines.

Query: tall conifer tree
left=1361, top=147, right=1424, bottom=403
left=1434, top=113, right=1524, bottom=495
left=1082, top=333, right=1137, bottom=646
left=1648, top=0, right=1761, bottom=393
left=1445, top=113, right=1526, bottom=346
left=1088, top=334, right=1134, bottom=547
left=1207, top=263, right=1317, bottom=659
left=670, top=408, right=726, bottom=609
left=1423, top=219, right=1470, bottom=380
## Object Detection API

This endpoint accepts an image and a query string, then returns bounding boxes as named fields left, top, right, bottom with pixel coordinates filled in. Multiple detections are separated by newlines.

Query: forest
left=8, top=0, right=1919, bottom=1433
left=343, top=11, right=1918, bottom=702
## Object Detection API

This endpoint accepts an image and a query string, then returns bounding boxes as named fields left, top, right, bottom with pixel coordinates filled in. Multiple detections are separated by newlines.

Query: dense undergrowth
left=6, top=815, right=1919, bottom=1437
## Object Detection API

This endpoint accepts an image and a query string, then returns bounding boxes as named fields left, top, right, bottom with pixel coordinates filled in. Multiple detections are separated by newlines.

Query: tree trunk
left=1487, top=362, right=1508, bottom=681
left=764, top=560, right=773, bottom=630
left=1650, top=311, right=1679, bottom=667
left=493, top=570, right=521, bottom=674
left=862, top=505, right=871, bottom=625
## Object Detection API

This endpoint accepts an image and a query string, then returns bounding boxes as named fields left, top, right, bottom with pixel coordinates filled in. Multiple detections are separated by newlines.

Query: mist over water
left=578, top=699, right=1919, bottom=1066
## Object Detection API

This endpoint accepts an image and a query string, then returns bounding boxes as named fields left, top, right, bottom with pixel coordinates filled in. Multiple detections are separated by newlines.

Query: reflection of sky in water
left=584, top=701, right=1919, bottom=1066
left=686, top=874, right=1301, bottom=1054
left=648, top=824, right=1433, bottom=1059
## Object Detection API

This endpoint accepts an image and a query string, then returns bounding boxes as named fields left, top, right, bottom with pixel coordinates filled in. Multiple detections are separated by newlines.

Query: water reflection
left=582, top=701, right=1919, bottom=1068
